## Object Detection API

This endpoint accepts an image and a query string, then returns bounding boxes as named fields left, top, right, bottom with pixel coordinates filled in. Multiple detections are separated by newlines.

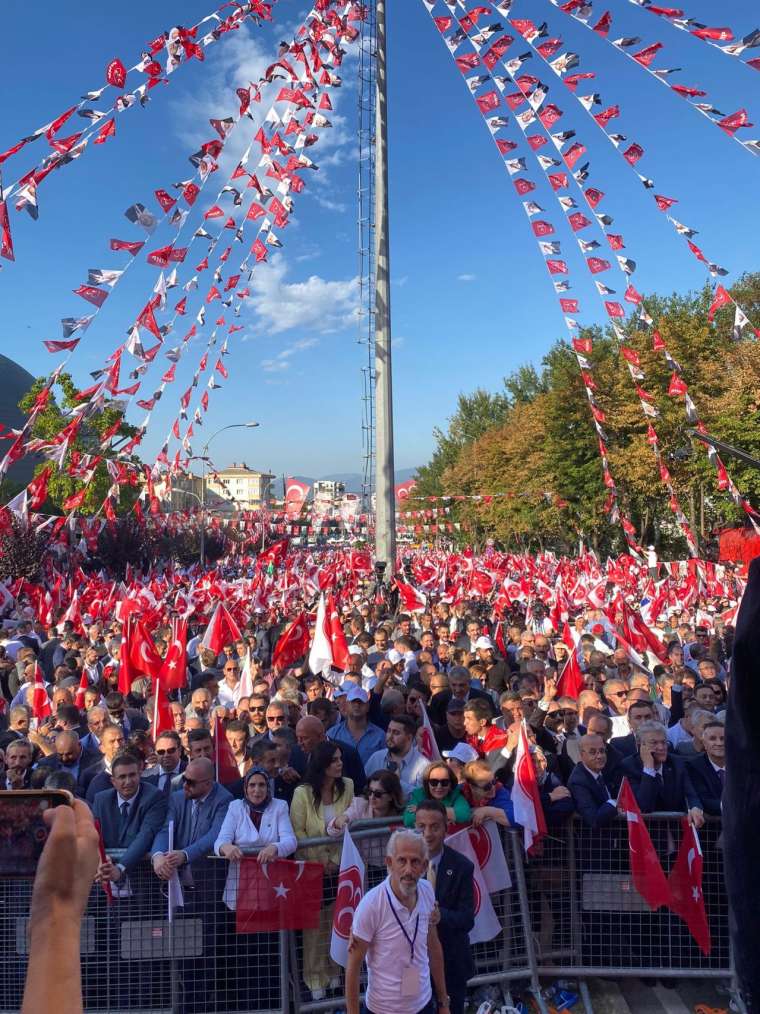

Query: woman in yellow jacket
left=290, top=740, right=354, bottom=1000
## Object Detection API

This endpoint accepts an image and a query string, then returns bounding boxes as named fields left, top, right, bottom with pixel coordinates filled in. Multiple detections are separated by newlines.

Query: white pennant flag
left=444, top=828, right=501, bottom=943
left=330, top=829, right=365, bottom=967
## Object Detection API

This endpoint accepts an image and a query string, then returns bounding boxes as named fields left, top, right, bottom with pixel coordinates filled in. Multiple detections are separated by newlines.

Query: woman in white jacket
left=214, top=766, right=297, bottom=1009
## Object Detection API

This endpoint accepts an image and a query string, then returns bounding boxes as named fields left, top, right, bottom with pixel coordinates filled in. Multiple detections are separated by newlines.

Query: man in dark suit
left=687, top=720, right=725, bottom=816
left=4, top=738, right=33, bottom=789
left=428, top=666, right=496, bottom=725
left=92, top=754, right=168, bottom=884
left=295, top=715, right=366, bottom=794
left=568, top=734, right=620, bottom=827
left=619, top=720, right=704, bottom=824
left=415, top=800, right=475, bottom=1014
left=35, top=730, right=101, bottom=798
left=105, top=691, right=149, bottom=735
left=142, top=730, right=187, bottom=795
left=608, top=699, right=657, bottom=760
left=83, top=725, right=127, bottom=803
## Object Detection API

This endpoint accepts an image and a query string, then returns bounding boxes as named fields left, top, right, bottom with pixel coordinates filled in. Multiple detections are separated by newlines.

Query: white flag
left=330, top=830, right=365, bottom=967
left=417, top=701, right=441, bottom=762
left=445, top=827, right=501, bottom=944
left=308, top=593, right=333, bottom=678
left=167, top=820, right=184, bottom=921
left=465, top=820, right=511, bottom=892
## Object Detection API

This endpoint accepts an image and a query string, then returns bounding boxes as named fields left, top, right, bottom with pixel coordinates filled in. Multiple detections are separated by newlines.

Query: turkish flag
left=618, top=778, right=671, bottom=910
left=326, top=594, right=350, bottom=671
left=556, top=623, right=585, bottom=698
left=511, top=724, right=547, bottom=855
left=330, top=830, right=365, bottom=966
left=201, top=603, right=242, bottom=656
left=236, top=859, right=323, bottom=932
left=272, top=612, right=310, bottom=670
left=31, top=663, right=52, bottom=721
left=466, top=819, right=511, bottom=892
left=127, top=618, right=163, bottom=679
left=213, top=713, right=239, bottom=785
left=74, top=670, right=89, bottom=710
left=159, top=618, right=187, bottom=690
left=395, top=578, right=426, bottom=613
left=667, top=818, right=711, bottom=955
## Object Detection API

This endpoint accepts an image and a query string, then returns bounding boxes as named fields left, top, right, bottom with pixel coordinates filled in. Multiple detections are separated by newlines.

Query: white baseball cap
left=442, top=743, right=479, bottom=764
left=475, top=635, right=494, bottom=651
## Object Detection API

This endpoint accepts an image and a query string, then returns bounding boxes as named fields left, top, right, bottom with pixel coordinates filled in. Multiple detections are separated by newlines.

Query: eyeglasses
left=183, top=777, right=210, bottom=788
left=266, top=715, right=286, bottom=724
left=557, top=709, right=577, bottom=717
left=368, top=789, right=389, bottom=799
left=224, top=668, right=239, bottom=674
left=156, top=747, right=178, bottom=755
left=427, top=778, right=450, bottom=788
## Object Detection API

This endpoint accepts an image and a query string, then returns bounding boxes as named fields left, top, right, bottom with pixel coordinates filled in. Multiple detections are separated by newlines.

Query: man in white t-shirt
left=346, top=828, right=450, bottom=1014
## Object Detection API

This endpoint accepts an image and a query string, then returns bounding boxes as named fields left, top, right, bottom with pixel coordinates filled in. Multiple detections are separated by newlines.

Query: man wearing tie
left=687, top=720, right=725, bottom=816
left=568, top=734, right=620, bottom=827
left=143, top=731, right=187, bottom=795
left=619, top=720, right=704, bottom=826
left=151, top=758, right=232, bottom=1014
left=415, top=800, right=475, bottom=1014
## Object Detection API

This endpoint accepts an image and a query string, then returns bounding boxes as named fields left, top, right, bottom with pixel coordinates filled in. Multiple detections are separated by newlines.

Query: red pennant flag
left=110, top=238, right=145, bottom=255
left=326, top=594, right=350, bottom=671
left=707, top=285, right=731, bottom=321
left=73, top=285, right=108, bottom=307
left=0, top=201, right=14, bottom=262
left=512, top=724, right=548, bottom=854
left=154, top=189, right=176, bottom=212
left=717, top=109, right=753, bottom=135
left=106, top=58, right=127, bottom=88
left=618, top=778, right=671, bottom=910
left=93, top=119, right=116, bottom=145
left=158, top=618, right=187, bottom=690
left=27, top=466, right=52, bottom=510
left=556, top=624, right=585, bottom=698
left=271, top=612, right=310, bottom=671
left=151, top=677, right=175, bottom=741
left=62, top=488, right=88, bottom=512
left=668, top=372, right=688, bottom=396
left=235, top=859, right=323, bottom=933
left=654, top=194, right=677, bottom=211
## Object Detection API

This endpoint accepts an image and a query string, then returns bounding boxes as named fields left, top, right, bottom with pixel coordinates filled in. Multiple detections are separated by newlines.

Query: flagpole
left=374, top=0, right=396, bottom=577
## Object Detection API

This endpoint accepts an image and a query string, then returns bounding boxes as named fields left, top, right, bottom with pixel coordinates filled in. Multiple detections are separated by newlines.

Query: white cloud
left=457, top=273, right=477, bottom=283
left=250, top=254, right=359, bottom=335
left=260, top=336, right=319, bottom=372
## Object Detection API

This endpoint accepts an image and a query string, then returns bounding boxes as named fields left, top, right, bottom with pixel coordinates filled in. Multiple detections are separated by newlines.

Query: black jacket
left=92, top=782, right=167, bottom=873
left=687, top=752, right=723, bottom=817
left=619, top=753, right=701, bottom=813
left=36, top=748, right=103, bottom=798
left=568, top=763, right=618, bottom=828
left=608, top=733, right=638, bottom=759
left=434, top=845, right=476, bottom=988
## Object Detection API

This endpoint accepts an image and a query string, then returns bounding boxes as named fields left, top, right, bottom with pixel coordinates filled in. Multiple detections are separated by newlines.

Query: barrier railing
left=0, top=813, right=745, bottom=1014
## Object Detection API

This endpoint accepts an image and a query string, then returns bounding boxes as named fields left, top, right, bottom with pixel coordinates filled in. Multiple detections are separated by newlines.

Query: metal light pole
left=374, top=0, right=396, bottom=577
left=199, top=421, right=260, bottom=566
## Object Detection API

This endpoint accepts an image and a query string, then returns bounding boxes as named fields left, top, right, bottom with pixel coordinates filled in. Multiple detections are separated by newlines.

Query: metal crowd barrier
left=0, top=814, right=743, bottom=1014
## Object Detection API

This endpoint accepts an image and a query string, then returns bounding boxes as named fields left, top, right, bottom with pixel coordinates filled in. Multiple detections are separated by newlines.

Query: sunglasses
left=427, top=778, right=451, bottom=788
left=557, top=709, right=577, bottom=717
left=472, top=780, right=495, bottom=792
left=183, top=777, right=210, bottom=788
left=250, top=705, right=266, bottom=712
left=156, top=747, right=178, bottom=755
left=267, top=716, right=286, bottom=724
left=368, top=789, right=389, bottom=798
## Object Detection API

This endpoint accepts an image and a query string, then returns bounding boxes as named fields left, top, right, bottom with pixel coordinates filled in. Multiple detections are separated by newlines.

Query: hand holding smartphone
left=0, top=790, right=73, bottom=877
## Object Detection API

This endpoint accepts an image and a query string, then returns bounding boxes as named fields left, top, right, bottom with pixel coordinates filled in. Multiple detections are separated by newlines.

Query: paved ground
left=584, top=976, right=733, bottom=1014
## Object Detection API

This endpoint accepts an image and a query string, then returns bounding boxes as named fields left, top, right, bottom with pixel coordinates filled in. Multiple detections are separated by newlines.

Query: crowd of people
left=0, top=548, right=739, bottom=1012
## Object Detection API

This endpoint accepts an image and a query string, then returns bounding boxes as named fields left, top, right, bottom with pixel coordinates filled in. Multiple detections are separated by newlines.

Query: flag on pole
left=511, top=723, right=547, bottom=854
left=417, top=700, right=441, bottom=762
left=667, top=818, right=711, bottom=954
left=201, top=603, right=242, bottom=656
left=444, top=827, right=501, bottom=943
left=330, top=829, right=366, bottom=967
left=556, top=622, right=585, bottom=698
left=466, top=819, right=511, bottom=892
left=308, top=593, right=333, bottom=677
left=31, top=663, right=51, bottom=721
left=617, top=778, right=671, bottom=910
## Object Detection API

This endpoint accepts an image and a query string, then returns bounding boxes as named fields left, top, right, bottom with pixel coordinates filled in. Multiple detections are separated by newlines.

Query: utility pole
left=374, top=0, right=396, bottom=576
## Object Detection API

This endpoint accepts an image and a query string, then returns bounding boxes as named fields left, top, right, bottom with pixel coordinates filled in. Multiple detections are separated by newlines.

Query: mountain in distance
left=281, top=467, right=417, bottom=496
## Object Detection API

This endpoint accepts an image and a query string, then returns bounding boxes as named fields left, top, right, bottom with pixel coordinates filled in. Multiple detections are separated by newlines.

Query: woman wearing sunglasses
left=461, top=758, right=514, bottom=827
left=403, top=761, right=472, bottom=828
left=327, top=770, right=405, bottom=875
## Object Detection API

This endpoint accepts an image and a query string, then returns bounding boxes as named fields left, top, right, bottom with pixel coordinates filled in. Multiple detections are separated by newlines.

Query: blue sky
left=1, top=0, right=758, bottom=480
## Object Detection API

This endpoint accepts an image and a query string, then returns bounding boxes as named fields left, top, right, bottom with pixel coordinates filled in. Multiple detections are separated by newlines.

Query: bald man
left=567, top=734, right=619, bottom=827
left=295, top=715, right=367, bottom=793
left=36, top=730, right=101, bottom=797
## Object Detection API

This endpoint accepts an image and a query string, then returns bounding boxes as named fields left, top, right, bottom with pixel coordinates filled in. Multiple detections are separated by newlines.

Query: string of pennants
left=627, top=0, right=760, bottom=70
left=0, top=1, right=278, bottom=263
left=1, top=1, right=366, bottom=526
left=422, top=0, right=760, bottom=553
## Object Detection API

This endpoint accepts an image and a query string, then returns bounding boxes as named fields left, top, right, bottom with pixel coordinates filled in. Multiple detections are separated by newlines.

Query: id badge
left=401, top=965, right=420, bottom=998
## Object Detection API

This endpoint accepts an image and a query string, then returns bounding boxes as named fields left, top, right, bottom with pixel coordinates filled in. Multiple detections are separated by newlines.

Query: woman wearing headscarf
left=215, top=766, right=297, bottom=1009
left=290, top=740, right=354, bottom=1001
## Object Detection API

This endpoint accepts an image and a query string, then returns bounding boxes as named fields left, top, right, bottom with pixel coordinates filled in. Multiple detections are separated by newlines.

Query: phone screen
left=0, top=791, right=72, bottom=877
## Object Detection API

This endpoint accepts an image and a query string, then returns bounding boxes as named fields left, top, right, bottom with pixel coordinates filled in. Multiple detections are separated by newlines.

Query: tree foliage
left=416, top=274, right=760, bottom=553
left=18, top=373, right=142, bottom=516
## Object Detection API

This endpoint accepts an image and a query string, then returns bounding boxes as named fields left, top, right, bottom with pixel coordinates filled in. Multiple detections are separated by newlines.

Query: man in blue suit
left=151, top=757, right=232, bottom=881
left=687, top=720, right=725, bottom=816
left=415, top=800, right=475, bottom=1014
left=619, top=720, right=704, bottom=825
left=568, top=734, right=621, bottom=828
left=151, top=757, right=232, bottom=1014
left=92, top=754, right=168, bottom=884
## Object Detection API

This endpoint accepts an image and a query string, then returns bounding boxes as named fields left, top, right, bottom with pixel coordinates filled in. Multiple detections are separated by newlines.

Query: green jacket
left=403, top=783, right=472, bottom=827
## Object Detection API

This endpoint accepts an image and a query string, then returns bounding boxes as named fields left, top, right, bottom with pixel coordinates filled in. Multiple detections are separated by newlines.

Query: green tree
left=18, top=373, right=142, bottom=516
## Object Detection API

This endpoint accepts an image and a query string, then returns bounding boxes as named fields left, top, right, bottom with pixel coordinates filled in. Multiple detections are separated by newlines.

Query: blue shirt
left=327, top=719, right=387, bottom=766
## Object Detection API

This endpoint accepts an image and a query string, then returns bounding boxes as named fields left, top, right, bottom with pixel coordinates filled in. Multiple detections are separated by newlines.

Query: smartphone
left=0, top=790, right=73, bottom=877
